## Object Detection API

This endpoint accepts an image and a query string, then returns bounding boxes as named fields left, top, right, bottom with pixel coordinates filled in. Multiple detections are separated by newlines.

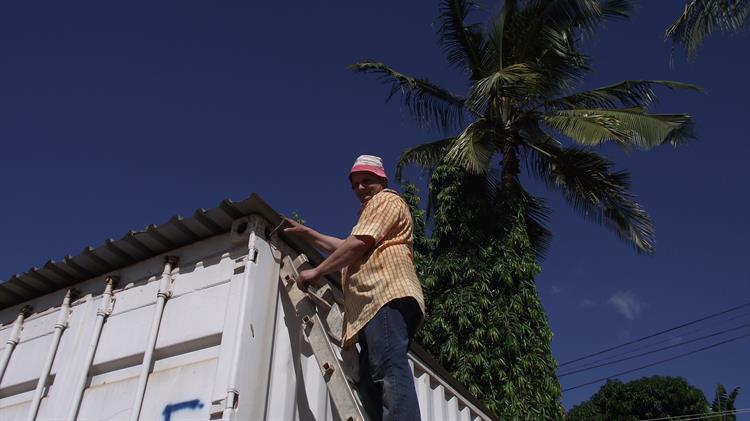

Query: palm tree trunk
left=501, top=142, right=520, bottom=196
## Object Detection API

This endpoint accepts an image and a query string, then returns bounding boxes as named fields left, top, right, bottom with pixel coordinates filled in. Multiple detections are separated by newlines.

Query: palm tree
left=351, top=0, right=699, bottom=257
left=667, top=0, right=749, bottom=61
left=711, top=384, right=741, bottom=420
left=350, top=0, right=700, bottom=416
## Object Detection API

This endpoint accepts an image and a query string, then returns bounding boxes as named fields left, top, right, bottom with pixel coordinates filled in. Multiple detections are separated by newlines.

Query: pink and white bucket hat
left=349, top=155, right=388, bottom=180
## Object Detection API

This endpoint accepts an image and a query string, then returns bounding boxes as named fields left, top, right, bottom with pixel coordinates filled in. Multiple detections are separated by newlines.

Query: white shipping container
left=0, top=194, right=495, bottom=421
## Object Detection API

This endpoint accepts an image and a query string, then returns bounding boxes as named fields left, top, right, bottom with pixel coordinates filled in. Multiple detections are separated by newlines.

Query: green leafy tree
left=354, top=0, right=699, bottom=416
left=710, top=384, right=741, bottom=420
left=566, top=376, right=709, bottom=421
left=666, top=0, right=749, bottom=61
left=403, top=166, right=562, bottom=417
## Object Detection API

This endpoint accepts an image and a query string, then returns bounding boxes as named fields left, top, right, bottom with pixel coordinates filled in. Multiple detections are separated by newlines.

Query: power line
left=562, top=332, right=750, bottom=392
left=676, top=412, right=750, bottom=421
left=561, top=311, right=750, bottom=372
left=558, top=322, right=750, bottom=377
left=559, top=301, right=750, bottom=367
left=561, top=314, right=750, bottom=373
left=639, top=407, right=750, bottom=421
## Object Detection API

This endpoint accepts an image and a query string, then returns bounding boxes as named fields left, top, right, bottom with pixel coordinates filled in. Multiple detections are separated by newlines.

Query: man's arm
left=297, top=235, right=373, bottom=289
left=283, top=218, right=344, bottom=254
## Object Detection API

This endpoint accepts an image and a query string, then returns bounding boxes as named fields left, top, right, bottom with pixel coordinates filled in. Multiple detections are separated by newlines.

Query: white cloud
left=608, top=290, right=643, bottom=320
left=550, top=285, right=563, bottom=295
left=581, top=298, right=595, bottom=308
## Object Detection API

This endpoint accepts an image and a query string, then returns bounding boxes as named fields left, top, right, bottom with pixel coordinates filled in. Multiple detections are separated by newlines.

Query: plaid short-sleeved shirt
left=341, top=188, right=425, bottom=347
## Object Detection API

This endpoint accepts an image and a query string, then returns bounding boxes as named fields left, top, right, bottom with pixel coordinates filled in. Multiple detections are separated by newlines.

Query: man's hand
left=283, top=218, right=309, bottom=235
left=282, top=218, right=344, bottom=254
left=297, top=267, right=321, bottom=291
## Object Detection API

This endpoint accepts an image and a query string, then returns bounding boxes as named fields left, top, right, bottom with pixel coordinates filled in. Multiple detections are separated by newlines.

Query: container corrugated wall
left=0, top=216, right=493, bottom=421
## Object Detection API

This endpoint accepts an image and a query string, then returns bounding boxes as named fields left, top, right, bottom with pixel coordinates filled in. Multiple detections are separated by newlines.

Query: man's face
left=350, top=171, right=386, bottom=203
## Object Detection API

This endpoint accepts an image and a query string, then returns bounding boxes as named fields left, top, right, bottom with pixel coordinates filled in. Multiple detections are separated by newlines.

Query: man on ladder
left=285, top=154, right=425, bottom=421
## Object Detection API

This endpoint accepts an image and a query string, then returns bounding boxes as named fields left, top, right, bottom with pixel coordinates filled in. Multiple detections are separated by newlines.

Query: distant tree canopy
left=566, top=376, right=709, bottom=421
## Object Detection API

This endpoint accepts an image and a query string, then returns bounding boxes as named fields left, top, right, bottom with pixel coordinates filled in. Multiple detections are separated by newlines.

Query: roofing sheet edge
left=0, top=194, right=263, bottom=309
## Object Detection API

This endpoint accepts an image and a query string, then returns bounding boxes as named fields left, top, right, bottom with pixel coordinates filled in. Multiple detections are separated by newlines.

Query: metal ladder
left=279, top=253, right=368, bottom=421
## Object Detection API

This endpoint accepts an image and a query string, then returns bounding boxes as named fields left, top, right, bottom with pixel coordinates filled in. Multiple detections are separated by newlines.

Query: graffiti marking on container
left=162, top=399, right=204, bottom=421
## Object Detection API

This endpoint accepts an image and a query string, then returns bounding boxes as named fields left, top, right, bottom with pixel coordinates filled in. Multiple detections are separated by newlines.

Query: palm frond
left=537, top=0, right=632, bottom=35
left=468, top=64, right=545, bottom=111
left=544, top=109, right=632, bottom=147
left=544, top=80, right=703, bottom=110
left=728, top=386, right=741, bottom=403
left=538, top=0, right=604, bottom=35
left=502, top=1, right=633, bottom=100
left=519, top=188, right=552, bottom=259
left=486, top=0, right=515, bottom=71
left=663, top=115, right=698, bottom=147
left=544, top=107, right=695, bottom=150
left=503, top=12, right=591, bottom=98
left=438, top=0, right=487, bottom=78
left=349, top=61, right=469, bottom=132
left=444, top=118, right=499, bottom=174
left=666, top=0, right=750, bottom=61
left=529, top=145, right=655, bottom=254
left=396, top=137, right=455, bottom=183
left=600, top=0, right=634, bottom=20
left=539, top=26, right=592, bottom=86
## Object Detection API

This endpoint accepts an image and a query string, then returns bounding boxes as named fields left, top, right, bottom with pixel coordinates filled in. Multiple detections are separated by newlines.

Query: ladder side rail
left=280, top=255, right=366, bottom=421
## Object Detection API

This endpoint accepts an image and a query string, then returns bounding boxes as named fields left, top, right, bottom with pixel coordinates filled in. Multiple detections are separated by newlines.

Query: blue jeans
left=357, top=298, right=421, bottom=421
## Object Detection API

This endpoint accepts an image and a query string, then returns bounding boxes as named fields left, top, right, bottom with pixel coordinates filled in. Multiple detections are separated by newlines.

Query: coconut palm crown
left=351, top=0, right=701, bottom=256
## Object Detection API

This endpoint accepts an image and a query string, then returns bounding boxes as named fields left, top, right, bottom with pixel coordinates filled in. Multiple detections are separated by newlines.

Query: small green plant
left=290, top=210, right=305, bottom=225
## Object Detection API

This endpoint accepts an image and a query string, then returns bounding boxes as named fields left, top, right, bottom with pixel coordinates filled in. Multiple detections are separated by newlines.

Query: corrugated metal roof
left=0, top=194, right=287, bottom=309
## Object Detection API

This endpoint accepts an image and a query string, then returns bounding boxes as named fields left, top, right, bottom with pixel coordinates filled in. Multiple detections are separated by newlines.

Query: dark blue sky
left=1, top=1, right=748, bottom=411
